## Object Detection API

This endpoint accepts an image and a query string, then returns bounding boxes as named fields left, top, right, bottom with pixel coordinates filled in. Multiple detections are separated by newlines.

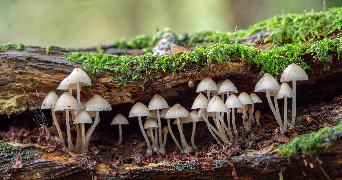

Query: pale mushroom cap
left=192, top=93, right=209, bottom=109
left=165, top=103, right=190, bottom=119
left=269, top=88, right=279, bottom=97
left=78, top=101, right=97, bottom=118
left=73, top=110, right=93, bottom=124
left=196, top=77, right=218, bottom=93
left=216, top=80, right=224, bottom=92
left=67, top=68, right=91, bottom=86
left=280, top=63, right=308, bottom=82
left=148, top=94, right=169, bottom=110
left=255, top=73, right=280, bottom=92
left=41, top=91, right=59, bottom=109
left=276, top=82, right=294, bottom=99
left=148, top=110, right=157, bottom=119
left=218, top=79, right=238, bottom=94
left=207, top=98, right=228, bottom=112
left=225, top=94, right=243, bottom=108
left=85, top=94, right=112, bottom=111
left=160, top=108, right=169, bottom=119
left=207, top=95, right=221, bottom=110
left=111, top=114, right=129, bottom=125
left=144, top=118, right=158, bottom=129
left=162, top=126, right=169, bottom=134
left=189, top=110, right=203, bottom=122
left=249, top=93, right=262, bottom=103
left=255, top=110, right=261, bottom=119
left=129, top=102, right=151, bottom=117
left=58, top=76, right=78, bottom=90
left=54, top=92, right=81, bottom=111
left=146, top=129, right=152, bottom=138
left=238, top=92, right=254, bottom=105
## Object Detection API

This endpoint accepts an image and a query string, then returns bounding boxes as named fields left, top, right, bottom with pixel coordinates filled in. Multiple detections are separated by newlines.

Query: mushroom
left=280, top=63, right=308, bottom=128
left=255, top=73, right=285, bottom=133
left=54, top=92, right=81, bottom=151
left=225, top=94, right=243, bottom=137
left=192, top=93, right=223, bottom=146
left=276, top=82, right=294, bottom=131
left=159, top=126, right=169, bottom=154
left=207, top=98, right=229, bottom=143
left=161, top=108, right=183, bottom=153
left=249, top=93, right=262, bottom=123
left=129, top=102, right=153, bottom=155
left=62, top=68, right=91, bottom=104
left=255, top=110, right=261, bottom=125
left=187, top=110, right=203, bottom=150
left=218, top=79, right=238, bottom=120
left=148, top=94, right=169, bottom=152
left=165, top=104, right=191, bottom=153
left=196, top=77, right=218, bottom=101
left=144, top=118, right=159, bottom=152
left=73, top=110, right=92, bottom=153
left=238, top=92, right=254, bottom=131
left=111, top=114, right=129, bottom=145
left=83, top=94, right=112, bottom=153
left=41, top=91, right=63, bottom=141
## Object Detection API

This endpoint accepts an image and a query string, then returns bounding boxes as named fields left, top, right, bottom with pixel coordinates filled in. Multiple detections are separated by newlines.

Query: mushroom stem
left=51, top=108, right=63, bottom=141
left=216, top=112, right=228, bottom=143
left=77, top=81, right=81, bottom=104
left=150, top=128, right=158, bottom=152
left=177, top=117, right=191, bottom=153
left=138, top=116, right=152, bottom=155
left=207, top=90, right=211, bottom=101
left=284, top=96, right=288, bottom=132
left=221, top=93, right=225, bottom=119
left=291, top=80, right=297, bottom=128
left=157, top=109, right=162, bottom=148
left=84, top=111, right=100, bottom=153
left=201, top=110, right=223, bottom=146
left=118, top=124, right=122, bottom=145
left=219, top=114, right=233, bottom=141
left=226, top=109, right=234, bottom=140
left=167, top=119, right=183, bottom=152
left=161, top=133, right=167, bottom=150
left=65, top=109, right=74, bottom=151
left=75, top=124, right=82, bottom=153
left=274, top=97, right=280, bottom=117
left=232, top=108, right=238, bottom=136
left=191, top=121, right=197, bottom=150
left=242, top=105, right=249, bottom=131
left=266, top=89, right=285, bottom=133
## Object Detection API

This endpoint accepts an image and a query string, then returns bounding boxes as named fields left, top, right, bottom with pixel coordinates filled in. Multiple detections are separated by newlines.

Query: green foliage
left=15, top=43, right=25, bottom=50
left=0, top=141, right=20, bottom=155
left=278, top=124, right=342, bottom=156
left=45, top=46, right=51, bottom=54
left=0, top=42, right=12, bottom=51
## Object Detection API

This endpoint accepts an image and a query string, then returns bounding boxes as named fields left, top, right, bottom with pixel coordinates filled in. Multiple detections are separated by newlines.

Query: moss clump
left=278, top=123, right=342, bottom=156
left=65, top=36, right=342, bottom=87
left=0, top=43, right=26, bottom=51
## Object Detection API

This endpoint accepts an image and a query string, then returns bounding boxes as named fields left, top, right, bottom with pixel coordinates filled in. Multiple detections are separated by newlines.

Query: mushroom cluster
left=41, top=68, right=112, bottom=153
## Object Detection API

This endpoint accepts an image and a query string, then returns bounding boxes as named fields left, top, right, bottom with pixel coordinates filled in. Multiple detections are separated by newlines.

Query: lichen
left=278, top=123, right=342, bottom=156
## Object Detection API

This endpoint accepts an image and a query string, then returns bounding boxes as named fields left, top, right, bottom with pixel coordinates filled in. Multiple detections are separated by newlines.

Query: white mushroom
left=225, top=94, right=243, bottom=137
left=196, top=77, right=218, bottom=101
left=276, top=82, right=294, bottom=131
left=111, top=114, right=129, bottom=145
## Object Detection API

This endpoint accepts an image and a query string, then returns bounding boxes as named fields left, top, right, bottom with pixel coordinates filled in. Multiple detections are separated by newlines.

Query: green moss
left=0, top=42, right=12, bottom=51
left=278, top=124, right=342, bottom=156
left=65, top=36, right=342, bottom=87
left=45, top=46, right=51, bottom=54
left=15, top=43, right=25, bottom=50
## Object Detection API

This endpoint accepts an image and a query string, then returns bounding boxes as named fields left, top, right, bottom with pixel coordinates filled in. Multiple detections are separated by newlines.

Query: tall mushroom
left=196, top=77, right=218, bottom=101
left=225, top=94, right=243, bottom=137
left=54, top=92, right=81, bottom=151
left=207, top=98, right=229, bottom=143
left=73, top=110, right=92, bottom=153
left=129, top=102, right=153, bottom=155
left=165, top=104, right=191, bottom=153
left=63, top=68, right=91, bottom=104
left=161, top=108, right=183, bottom=153
left=148, top=94, right=169, bottom=152
left=83, top=94, right=112, bottom=153
left=111, top=114, right=129, bottom=145
left=276, top=82, right=294, bottom=131
left=238, top=92, right=254, bottom=131
left=255, top=73, right=285, bottom=133
left=280, top=63, right=308, bottom=128
left=249, top=93, right=262, bottom=123
left=218, top=79, right=238, bottom=121
left=41, top=91, right=63, bottom=141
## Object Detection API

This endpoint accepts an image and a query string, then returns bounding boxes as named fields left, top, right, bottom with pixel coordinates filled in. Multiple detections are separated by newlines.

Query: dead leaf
left=278, top=136, right=290, bottom=143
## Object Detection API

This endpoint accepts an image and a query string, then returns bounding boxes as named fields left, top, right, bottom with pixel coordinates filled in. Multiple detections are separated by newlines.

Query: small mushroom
left=73, top=110, right=92, bottom=153
left=111, top=114, right=129, bottom=145
left=225, top=94, right=243, bottom=137
left=255, top=110, right=261, bottom=125
left=144, top=118, right=159, bottom=152
left=276, top=82, right=294, bottom=131
left=196, top=77, right=218, bottom=101
left=207, top=97, right=229, bottom=143
left=187, top=110, right=203, bottom=150
left=238, top=92, right=254, bottom=131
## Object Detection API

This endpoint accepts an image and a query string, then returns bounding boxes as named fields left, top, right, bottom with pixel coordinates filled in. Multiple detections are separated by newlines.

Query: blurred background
left=0, top=0, right=341, bottom=48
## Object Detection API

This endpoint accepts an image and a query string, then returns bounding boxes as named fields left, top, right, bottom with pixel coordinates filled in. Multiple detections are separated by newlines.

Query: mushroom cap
left=54, top=92, right=81, bottom=111
left=165, top=103, right=190, bottom=119
left=207, top=98, right=228, bottom=112
left=41, top=91, right=59, bottom=109
left=207, top=95, right=221, bottom=110
left=192, top=93, right=208, bottom=109
left=111, top=114, right=129, bottom=125
left=280, top=63, right=308, bottom=82
left=58, top=76, right=78, bottom=90
left=225, top=94, right=243, bottom=108
left=67, top=68, right=91, bottom=86
left=238, top=92, right=254, bottom=105
left=218, top=79, right=238, bottom=94
left=255, top=110, right=261, bottom=119
left=189, top=110, right=203, bottom=122
left=148, top=94, right=169, bottom=110
left=129, top=102, right=151, bottom=117
left=216, top=80, right=224, bottom=93
left=85, top=94, right=112, bottom=111
left=249, top=93, right=262, bottom=103
left=160, top=108, right=169, bottom=119
left=162, top=126, right=169, bottom=134
left=147, top=110, right=157, bottom=119
left=276, top=82, right=294, bottom=99
left=254, top=73, right=280, bottom=92
left=73, top=110, right=93, bottom=124
left=144, top=118, right=158, bottom=129
left=77, top=101, right=97, bottom=118
left=196, top=77, right=218, bottom=93
left=198, top=108, right=212, bottom=117
left=146, top=129, right=152, bottom=138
